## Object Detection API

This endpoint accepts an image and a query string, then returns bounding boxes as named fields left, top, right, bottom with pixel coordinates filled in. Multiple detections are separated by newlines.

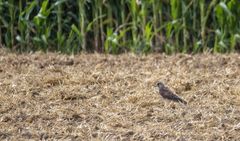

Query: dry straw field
left=0, top=49, right=240, bottom=140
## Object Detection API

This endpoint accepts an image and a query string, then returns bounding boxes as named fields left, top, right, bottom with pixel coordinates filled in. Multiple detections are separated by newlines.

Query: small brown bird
left=157, top=82, right=187, bottom=104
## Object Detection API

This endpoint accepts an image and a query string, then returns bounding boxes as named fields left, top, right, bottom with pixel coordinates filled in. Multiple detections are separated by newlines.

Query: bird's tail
left=178, top=98, right=187, bottom=105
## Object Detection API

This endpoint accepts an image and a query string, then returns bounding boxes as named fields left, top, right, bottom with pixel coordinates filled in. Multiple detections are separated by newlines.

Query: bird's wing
left=162, top=87, right=187, bottom=104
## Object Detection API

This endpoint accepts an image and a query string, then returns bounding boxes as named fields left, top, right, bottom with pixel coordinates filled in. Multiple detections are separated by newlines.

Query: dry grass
left=0, top=49, right=240, bottom=140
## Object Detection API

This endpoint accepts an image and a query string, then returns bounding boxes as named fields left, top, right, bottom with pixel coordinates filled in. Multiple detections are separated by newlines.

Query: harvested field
left=0, top=49, right=240, bottom=140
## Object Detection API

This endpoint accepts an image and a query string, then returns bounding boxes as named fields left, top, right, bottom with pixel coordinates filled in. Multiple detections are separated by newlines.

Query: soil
left=0, top=49, right=240, bottom=140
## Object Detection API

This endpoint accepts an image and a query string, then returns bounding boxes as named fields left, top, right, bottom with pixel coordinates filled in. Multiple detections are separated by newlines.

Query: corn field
left=0, top=0, right=239, bottom=54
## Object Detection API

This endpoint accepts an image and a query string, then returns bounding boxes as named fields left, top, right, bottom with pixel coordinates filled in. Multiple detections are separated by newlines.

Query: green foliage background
left=0, top=0, right=240, bottom=54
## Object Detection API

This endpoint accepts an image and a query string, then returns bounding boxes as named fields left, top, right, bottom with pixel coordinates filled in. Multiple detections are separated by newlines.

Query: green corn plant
left=65, top=24, right=82, bottom=53
left=152, top=0, right=157, bottom=49
left=33, top=0, right=65, bottom=51
left=104, top=25, right=131, bottom=54
left=64, top=12, right=101, bottom=54
left=200, top=0, right=218, bottom=51
left=227, top=0, right=240, bottom=52
left=91, top=0, right=100, bottom=52
left=199, top=0, right=205, bottom=50
left=230, top=34, right=240, bottom=52
left=78, top=0, right=86, bottom=52
left=104, top=27, right=118, bottom=54
left=9, top=0, right=15, bottom=49
left=33, top=0, right=51, bottom=51
left=152, top=0, right=163, bottom=49
left=17, top=1, right=37, bottom=52
left=17, top=0, right=24, bottom=50
left=214, top=1, right=240, bottom=53
left=193, top=41, right=202, bottom=54
left=182, top=5, right=187, bottom=53
left=0, top=0, right=3, bottom=46
left=165, top=19, right=181, bottom=54
left=170, top=0, right=182, bottom=52
left=56, top=0, right=64, bottom=50
left=4, top=0, right=16, bottom=48
left=99, top=0, right=104, bottom=52
left=129, top=0, right=139, bottom=52
left=227, top=0, right=240, bottom=33
left=65, top=26, right=75, bottom=53
left=138, top=0, right=154, bottom=54
left=181, top=1, right=192, bottom=53
left=120, top=0, right=126, bottom=45
left=165, top=43, right=175, bottom=55
left=142, top=22, right=153, bottom=54
left=140, top=0, right=147, bottom=32
left=214, top=29, right=229, bottom=53
left=165, top=21, right=173, bottom=53
left=191, top=0, right=199, bottom=53
left=1, top=0, right=240, bottom=54
left=219, top=40, right=227, bottom=53
left=214, top=2, right=227, bottom=53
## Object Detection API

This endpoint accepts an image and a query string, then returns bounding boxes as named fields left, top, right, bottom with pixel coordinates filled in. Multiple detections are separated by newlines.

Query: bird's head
left=157, top=82, right=165, bottom=89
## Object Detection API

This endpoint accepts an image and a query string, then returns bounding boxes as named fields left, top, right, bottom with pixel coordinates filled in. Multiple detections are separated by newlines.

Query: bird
left=157, top=82, right=187, bottom=104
